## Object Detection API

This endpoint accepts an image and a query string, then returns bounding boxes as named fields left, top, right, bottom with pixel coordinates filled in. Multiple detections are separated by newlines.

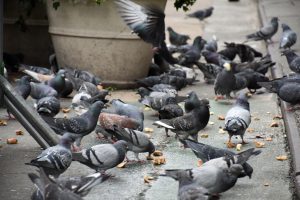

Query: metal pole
left=0, top=0, right=3, bottom=71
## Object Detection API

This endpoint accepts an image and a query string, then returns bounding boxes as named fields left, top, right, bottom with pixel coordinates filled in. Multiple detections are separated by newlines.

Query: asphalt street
left=0, top=0, right=294, bottom=199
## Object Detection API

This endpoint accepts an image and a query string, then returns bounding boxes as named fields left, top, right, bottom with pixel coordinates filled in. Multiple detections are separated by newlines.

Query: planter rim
left=49, top=27, right=141, bottom=39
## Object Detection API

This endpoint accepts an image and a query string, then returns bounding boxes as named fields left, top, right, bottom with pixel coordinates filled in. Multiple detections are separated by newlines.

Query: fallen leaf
left=117, top=161, right=127, bottom=168
left=15, top=130, right=24, bottom=135
left=152, top=150, right=163, bottom=157
left=62, top=108, right=71, bottom=113
left=218, top=115, right=225, bottom=120
left=236, top=144, right=242, bottom=151
left=276, top=155, right=288, bottom=161
left=247, top=128, right=255, bottom=133
left=144, top=127, right=154, bottom=133
left=270, top=122, right=279, bottom=127
left=255, top=141, right=265, bottom=148
left=273, top=115, right=283, bottom=120
left=209, top=121, right=214, bottom=125
left=210, top=112, right=214, bottom=115
left=0, top=120, right=7, bottom=126
left=144, top=175, right=154, bottom=183
left=7, top=138, right=18, bottom=144
left=200, top=134, right=209, bottom=138
left=266, top=137, right=273, bottom=141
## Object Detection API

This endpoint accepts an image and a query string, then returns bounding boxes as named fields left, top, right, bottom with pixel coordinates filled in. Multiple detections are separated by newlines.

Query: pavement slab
left=0, top=0, right=295, bottom=199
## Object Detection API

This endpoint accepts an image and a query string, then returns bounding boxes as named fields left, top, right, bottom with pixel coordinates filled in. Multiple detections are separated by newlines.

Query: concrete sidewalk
left=258, top=0, right=300, bottom=198
left=0, top=0, right=294, bottom=199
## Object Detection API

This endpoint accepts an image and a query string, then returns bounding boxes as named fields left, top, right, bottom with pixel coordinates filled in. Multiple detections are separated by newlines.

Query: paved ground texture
left=0, top=0, right=296, bottom=199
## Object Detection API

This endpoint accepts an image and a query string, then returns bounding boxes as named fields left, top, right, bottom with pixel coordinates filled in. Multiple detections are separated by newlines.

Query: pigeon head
left=193, top=36, right=206, bottom=50
left=19, top=75, right=32, bottom=84
left=89, top=101, right=105, bottom=115
left=59, top=133, right=76, bottom=149
left=167, top=27, right=173, bottom=32
left=57, top=70, right=66, bottom=78
left=137, top=87, right=150, bottom=98
left=147, top=142, right=156, bottom=155
left=113, top=140, right=129, bottom=154
left=281, top=23, right=291, bottom=31
left=224, top=42, right=236, bottom=48
left=271, top=17, right=279, bottom=23
left=223, top=63, right=232, bottom=71
left=200, top=98, right=210, bottom=108
left=236, top=92, right=250, bottom=110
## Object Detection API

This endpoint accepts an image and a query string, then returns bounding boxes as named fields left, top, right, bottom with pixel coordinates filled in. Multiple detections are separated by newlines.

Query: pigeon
left=203, top=36, right=218, bottom=52
left=167, top=27, right=190, bottom=46
left=163, top=148, right=259, bottom=194
left=136, top=87, right=151, bottom=100
left=186, top=7, right=214, bottom=21
left=280, top=23, right=297, bottom=49
left=72, top=140, right=128, bottom=173
left=28, top=168, right=83, bottom=200
left=160, top=74, right=188, bottom=90
left=115, top=0, right=178, bottom=64
left=141, top=95, right=177, bottom=112
left=162, top=170, right=214, bottom=200
left=20, top=64, right=52, bottom=75
left=78, top=82, right=100, bottom=97
left=258, top=75, right=300, bottom=107
left=224, top=93, right=251, bottom=146
left=148, top=63, right=162, bottom=76
left=71, top=91, right=92, bottom=110
left=184, top=91, right=201, bottom=113
left=107, top=99, right=144, bottom=131
left=98, top=112, right=140, bottom=131
left=214, top=63, right=236, bottom=98
left=46, top=70, right=66, bottom=96
left=234, top=43, right=263, bottom=62
left=136, top=76, right=162, bottom=88
left=150, top=84, right=176, bottom=92
left=26, top=133, right=75, bottom=177
left=184, top=139, right=261, bottom=178
left=37, top=96, right=61, bottom=117
left=42, top=101, right=104, bottom=149
left=14, top=75, right=32, bottom=99
left=202, top=50, right=228, bottom=66
left=153, top=99, right=210, bottom=139
left=179, top=36, right=205, bottom=67
left=195, top=62, right=222, bottom=83
left=218, top=42, right=238, bottom=61
left=30, top=82, right=58, bottom=100
left=111, top=127, right=156, bottom=161
left=61, top=79, right=74, bottom=97
left=73, top=69, right=101, bottom=86
left=3, top=52, right=24, bottom=72
left=49, top=53, right=59, bottom=74
left=246, top=17, right=279, bottom=42
left=281, top=49, right=300, bottom=73
left=159, top=103, right=184, bottom=120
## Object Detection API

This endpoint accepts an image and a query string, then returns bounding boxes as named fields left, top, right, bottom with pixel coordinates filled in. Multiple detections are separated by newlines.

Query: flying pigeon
left=186, top=7, right=214, bottom=21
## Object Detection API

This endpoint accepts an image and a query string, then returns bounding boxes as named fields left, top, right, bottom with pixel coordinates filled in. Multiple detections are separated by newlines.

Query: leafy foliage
left=174, top=0, right=197, bottom=11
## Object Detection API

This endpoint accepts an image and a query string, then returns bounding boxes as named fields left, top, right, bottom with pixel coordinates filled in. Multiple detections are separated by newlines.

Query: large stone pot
left=46, top=0, right=167, bottom=89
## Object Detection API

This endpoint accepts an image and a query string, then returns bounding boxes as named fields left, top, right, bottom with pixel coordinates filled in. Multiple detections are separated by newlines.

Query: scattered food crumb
left=15, top=130, right=24, bottom=135
left=276, top=155, right=288, bottom=161
left=218, top=115, right=225, bottom=120
left=117, top=161, right=127, bottom=168
left=62, top=108, right=71, bottom=113
left=144, top=127, right=154, bottom=133
left=200, top=134, right=209, bottom=138
left=144, top=175, right=154, bottom=183
left=270, top=122, right=279, bottom=127
left=7, top=138, right=18, bottom=144
left=236, top=144, right=242, bottom=151
left=255, top=141, right=265, bottom=148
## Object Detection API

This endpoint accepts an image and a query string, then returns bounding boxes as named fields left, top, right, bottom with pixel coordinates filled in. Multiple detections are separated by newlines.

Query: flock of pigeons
left=3, top=0, right=299, bottom=199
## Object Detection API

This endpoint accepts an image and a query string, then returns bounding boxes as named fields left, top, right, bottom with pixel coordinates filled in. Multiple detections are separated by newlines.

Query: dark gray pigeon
left=73, top=69, right=101, bottom=86
left=115, top=0, right=178, bottom=64
left=280, top=23, right=297, bottom=49
left=111, top=127, right=155, bottom=161
left=203, top=36, right=218, bottom=52
left=195, top=62, right=222, bottom=83
left=246, top=17, right=279, bottom=42
left=224, top=93, right=251, bottom=145
left=184, top=91, right=201, bottom=113
left=159, top=103, right=184, bottom=120
left=214, top=63, right=236, bottom=98
left=218, top=42, right=238, bottom=61
left=141, top=95, right=177, bottom=112
left=72, top=140, right=128, bottom=173
left=37, top=96, right=61, bottom=117
left=42, top=101, right=104, bottom=149
left=20, top=64, right=52, bottom=75
left=136, top=76, right=162, bottom=88
left=281, top=49, right=300, bottom=73
left=28, top=168, right=82, bottom=200
left=153, top=99, right=210, bottom=140
left=163, top=148, right=259, bottom=195
left=46, top=70, right=66, bottom=96
left=167, top=27, right=190, bottom=46
left=26, top=133, right=75, bottom=178
left=186, top=7, right=214, bottom=21
left=150, top=84, right=176, bottom=92
left=30, top=82, right=58, bottom=100
left=184, top=139, right=261, bottom=178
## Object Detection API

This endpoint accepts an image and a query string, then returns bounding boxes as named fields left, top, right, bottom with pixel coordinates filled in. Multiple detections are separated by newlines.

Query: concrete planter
left=46, top=0, right=167, bottom=89
left=4, top=0, right=52, bottom=66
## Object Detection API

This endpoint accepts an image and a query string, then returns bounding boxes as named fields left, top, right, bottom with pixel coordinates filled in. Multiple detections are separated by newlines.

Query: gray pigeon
left=184, top=91, right=201, bottom=113
left=163, top=148, right=259, bottom=194
left=167, top=27, right=190, bottom=46
left=159, top=103, right=184, bottom=120
left=203, top=36, right=218, bottom=52
left=111, top=127, right=155, bottom=161
left=281, top=49, right=300, bottom=73
left=163, top=170, right=213, bottom=200
left=115, top=0, right=178, bottom=64
left=246, top=17, right=279, bottom=42
left=26, top=133, right=75, bottom=177
left=141, top=95, right=177, bottom=112
left=153, top=99, right=210, bottom=140
left=72, top=140, right=128, bottom=173
left=280, top=23, right=297, bottom=49
left=186, top=7, right=214, bottom=21
left=28, top=168, right=82, bottom=200
left=42, top=101, right=104, bottom=149
left=108, top=99, right=144, bottom=131
left=184, top=139, right=261, bottom=178
left=46, top=70, right=66, bottom=96
left=30, top=82, right=58, bottom=100
left=224, top=93, right=251, bottom=145
left=37, top=96, right=61, bottom=117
